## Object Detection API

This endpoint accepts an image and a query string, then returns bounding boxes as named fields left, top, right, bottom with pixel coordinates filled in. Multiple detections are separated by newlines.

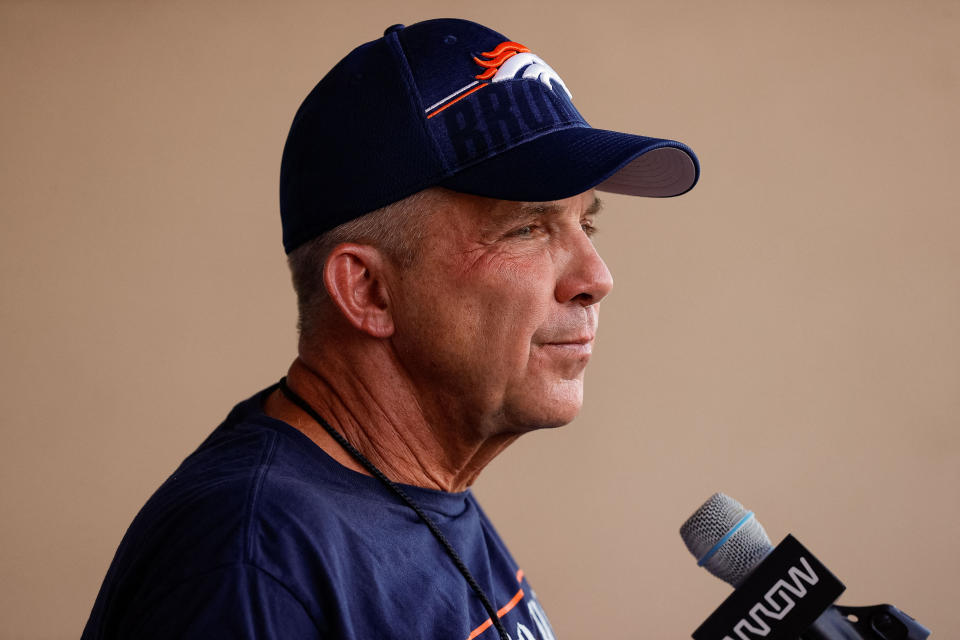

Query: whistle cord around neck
left=276, top=378, right=511, bottom=640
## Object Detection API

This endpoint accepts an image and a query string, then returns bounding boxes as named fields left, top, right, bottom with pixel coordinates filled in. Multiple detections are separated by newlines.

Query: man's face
left=387, top=188, right=613, bottom=435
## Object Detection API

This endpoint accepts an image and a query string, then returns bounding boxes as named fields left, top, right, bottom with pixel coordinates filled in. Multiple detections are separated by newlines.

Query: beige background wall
left=1, top=1, right=957, bottom=638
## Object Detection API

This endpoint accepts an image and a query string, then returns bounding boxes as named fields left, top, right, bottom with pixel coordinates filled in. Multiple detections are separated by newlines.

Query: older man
left=83, top=18, right=698, bottom=640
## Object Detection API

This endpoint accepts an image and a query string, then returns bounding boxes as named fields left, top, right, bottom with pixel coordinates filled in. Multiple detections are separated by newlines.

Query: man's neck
left=263, top=354, right=518, bottom=493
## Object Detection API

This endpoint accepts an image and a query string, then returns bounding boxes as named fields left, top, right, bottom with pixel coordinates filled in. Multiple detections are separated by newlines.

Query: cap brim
left=439, top=127, right=699, bottom=202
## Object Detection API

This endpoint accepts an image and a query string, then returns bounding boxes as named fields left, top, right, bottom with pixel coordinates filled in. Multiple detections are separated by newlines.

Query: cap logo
left=425, top=41, right=572, bottom=119
left=475, top=42, right=573, bottom=99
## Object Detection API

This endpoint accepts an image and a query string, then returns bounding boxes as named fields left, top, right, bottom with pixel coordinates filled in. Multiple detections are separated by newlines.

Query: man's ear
left=323, top=243, right=395, bottom=338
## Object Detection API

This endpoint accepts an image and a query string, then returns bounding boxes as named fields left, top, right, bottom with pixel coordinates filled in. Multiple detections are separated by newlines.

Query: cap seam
left=384, top=31, right=452, bottom=176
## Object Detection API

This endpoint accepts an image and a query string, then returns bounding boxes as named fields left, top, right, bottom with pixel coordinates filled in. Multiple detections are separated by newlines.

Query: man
left=83, top=18, right=698, bottom=640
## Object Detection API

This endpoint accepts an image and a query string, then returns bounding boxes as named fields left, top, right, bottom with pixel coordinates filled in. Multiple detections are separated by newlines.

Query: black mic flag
left=680, top=493, right=930, bottom=640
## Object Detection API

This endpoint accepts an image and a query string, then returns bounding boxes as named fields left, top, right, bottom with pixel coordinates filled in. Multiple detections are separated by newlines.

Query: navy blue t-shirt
left=82, top=386, right=558, bottom=639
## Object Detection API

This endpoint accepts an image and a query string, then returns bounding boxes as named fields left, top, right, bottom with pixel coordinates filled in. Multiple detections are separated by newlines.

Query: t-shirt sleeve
left=122, top=563, right=322, bottom=639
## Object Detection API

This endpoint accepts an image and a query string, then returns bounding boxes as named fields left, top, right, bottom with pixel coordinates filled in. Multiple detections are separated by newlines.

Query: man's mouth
left=539, top=335, right=594, bottom=356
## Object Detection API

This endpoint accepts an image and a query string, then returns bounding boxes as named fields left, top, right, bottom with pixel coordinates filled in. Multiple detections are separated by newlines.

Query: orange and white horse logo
left=473, top=42, right=572, bottom=98
left=425, top=41, right=572, bottom=119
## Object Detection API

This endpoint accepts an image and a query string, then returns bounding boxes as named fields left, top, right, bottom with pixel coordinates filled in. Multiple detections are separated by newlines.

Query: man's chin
left=504, top=382, right=584, bottom=431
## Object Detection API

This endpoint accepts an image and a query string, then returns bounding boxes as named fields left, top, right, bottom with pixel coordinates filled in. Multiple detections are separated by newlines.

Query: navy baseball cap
left=280, top=18, right=699, bottom=254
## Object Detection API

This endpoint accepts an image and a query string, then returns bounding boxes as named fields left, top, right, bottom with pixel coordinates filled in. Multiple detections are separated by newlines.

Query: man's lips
left=543, top=336, right=593, bottom=345
left=537, top=335, right=595, bottom=355
left=537, top=332, right=594, bottom=345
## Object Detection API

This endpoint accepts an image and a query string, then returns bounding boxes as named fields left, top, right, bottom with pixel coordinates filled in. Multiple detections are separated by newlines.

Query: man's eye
left=508, top=224, right=538, bottom=237
left=582, top=222, right=597, bottom=237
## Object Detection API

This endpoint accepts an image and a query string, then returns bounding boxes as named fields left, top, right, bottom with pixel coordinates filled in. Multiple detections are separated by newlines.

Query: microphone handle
left=800, top=607, right=860, bottom=640
left=800, top=604, right=930, bottom=640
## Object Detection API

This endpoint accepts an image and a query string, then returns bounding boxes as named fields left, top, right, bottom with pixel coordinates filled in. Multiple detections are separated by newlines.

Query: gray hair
left=287, top=188, right=446, bottom=341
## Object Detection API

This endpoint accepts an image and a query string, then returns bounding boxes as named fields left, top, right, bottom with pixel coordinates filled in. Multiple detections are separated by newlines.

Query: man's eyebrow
left=481, top=196, right=605, bottom=234
left=514, top=202, right=561, bottom=218
left=512, top=196, right=604, bottom=219
left=585, top=196, right=604, bottom=216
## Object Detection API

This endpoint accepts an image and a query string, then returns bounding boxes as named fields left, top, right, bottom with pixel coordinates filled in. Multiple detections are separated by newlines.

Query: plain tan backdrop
left=1, top=1, right=957, bottom=638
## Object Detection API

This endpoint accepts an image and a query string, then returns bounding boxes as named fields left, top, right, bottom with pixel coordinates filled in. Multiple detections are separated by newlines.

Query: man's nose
left=555, top=230, right=614, bottom=305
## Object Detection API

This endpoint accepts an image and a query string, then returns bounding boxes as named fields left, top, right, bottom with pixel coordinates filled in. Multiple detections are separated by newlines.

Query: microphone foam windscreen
left=679, top=493, right=773, bottom=587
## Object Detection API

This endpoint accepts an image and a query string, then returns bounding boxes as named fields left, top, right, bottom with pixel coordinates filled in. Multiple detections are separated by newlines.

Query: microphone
left=679, top=493, right=930, bottom=640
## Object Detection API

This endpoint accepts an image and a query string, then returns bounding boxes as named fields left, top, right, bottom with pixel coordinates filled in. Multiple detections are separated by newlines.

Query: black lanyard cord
left=277, top=377, right=511, bottom=640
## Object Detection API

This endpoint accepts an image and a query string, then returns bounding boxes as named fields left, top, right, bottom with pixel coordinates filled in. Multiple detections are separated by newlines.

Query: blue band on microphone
left=697, top=511, right=754, bottom=567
